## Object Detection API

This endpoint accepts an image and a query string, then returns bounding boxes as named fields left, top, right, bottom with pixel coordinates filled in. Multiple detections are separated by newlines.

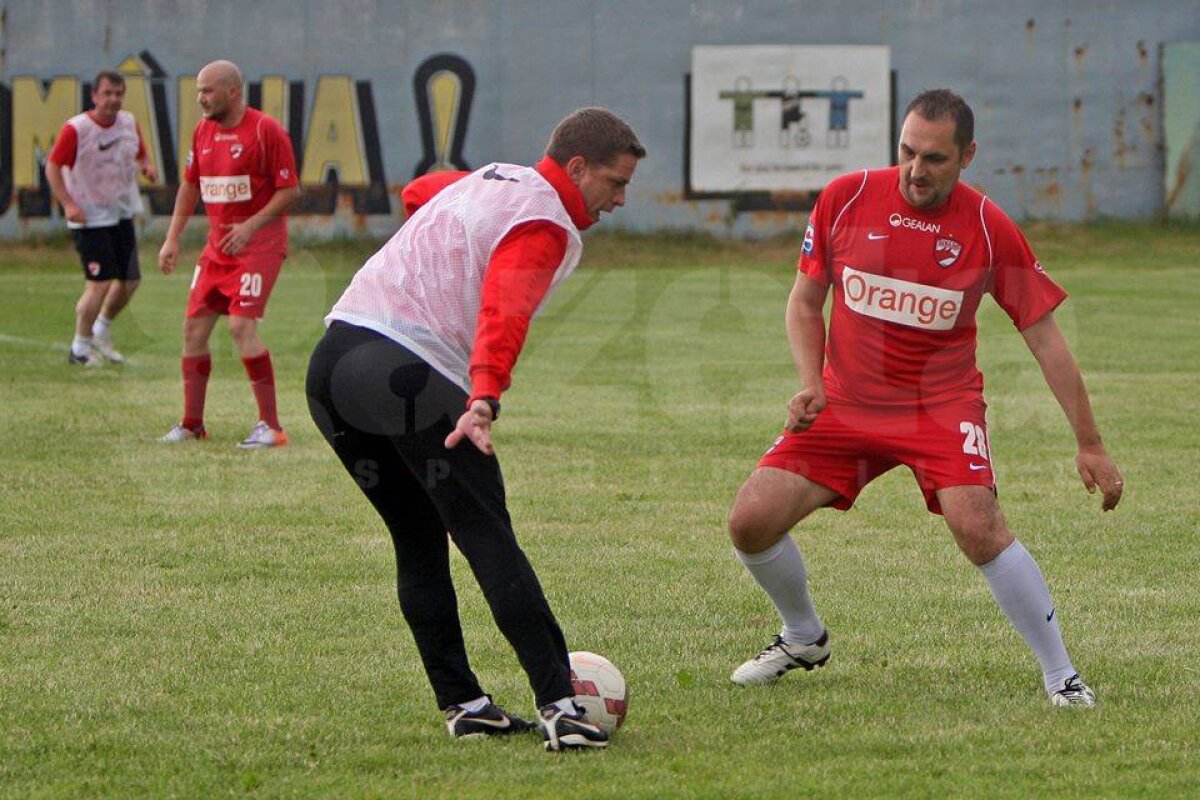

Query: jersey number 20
left=239, top=272, right=263, bottom=297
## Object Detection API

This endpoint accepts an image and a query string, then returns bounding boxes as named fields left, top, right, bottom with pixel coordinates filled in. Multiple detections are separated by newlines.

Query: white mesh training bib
left=327, top=163, right=583, bottom=392
left=62, top=110, right=145, bottom=229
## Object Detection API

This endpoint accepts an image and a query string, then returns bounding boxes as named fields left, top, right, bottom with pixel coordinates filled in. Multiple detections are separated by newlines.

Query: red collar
left=536, top=156, right=593, bottom=231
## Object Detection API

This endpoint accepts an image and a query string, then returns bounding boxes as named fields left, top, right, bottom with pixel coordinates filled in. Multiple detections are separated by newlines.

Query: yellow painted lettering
left=12, top=76, right=79, bottom=188
left=301, top=76, right=367, bottom=186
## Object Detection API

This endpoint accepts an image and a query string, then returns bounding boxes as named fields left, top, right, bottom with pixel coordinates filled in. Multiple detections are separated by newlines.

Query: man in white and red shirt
left=727, top=90, right=1123, bottom=708
left=46, top=70, right=157, bottom=366
left=307, top=108, right=644, bottom=750
left=158, top=60, right=300, bottom=449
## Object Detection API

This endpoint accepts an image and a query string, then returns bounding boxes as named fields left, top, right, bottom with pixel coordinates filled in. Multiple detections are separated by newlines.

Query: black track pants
left=306, top=322, right=572, bottom=709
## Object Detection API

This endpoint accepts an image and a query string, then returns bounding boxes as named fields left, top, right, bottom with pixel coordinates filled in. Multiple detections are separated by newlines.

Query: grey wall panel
left=2, top=0, right=1198, bottom=238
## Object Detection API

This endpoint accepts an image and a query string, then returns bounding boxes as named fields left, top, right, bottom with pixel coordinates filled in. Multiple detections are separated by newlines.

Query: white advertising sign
left=690, top=45, right=891, bottom=193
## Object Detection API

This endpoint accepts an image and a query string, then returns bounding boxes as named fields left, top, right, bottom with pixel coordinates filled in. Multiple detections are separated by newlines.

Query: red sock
left=241, top=350, right=280, bottom=431
left=182, top=354, right=212, bottom=431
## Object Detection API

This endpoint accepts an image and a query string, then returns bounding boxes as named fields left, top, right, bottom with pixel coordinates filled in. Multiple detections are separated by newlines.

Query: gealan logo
left=888, top=212, right=941, bottom=234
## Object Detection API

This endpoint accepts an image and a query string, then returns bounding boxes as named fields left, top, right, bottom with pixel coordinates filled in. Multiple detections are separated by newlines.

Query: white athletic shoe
left=90, top=330, right=125, bottom=363
left=236, top=421, right=288, bottom=450
left=731, top=631, right=831, bottom=686
left=160, top=423, right=208, bottom=443
left=1050, top=674, right=1096, bottom=707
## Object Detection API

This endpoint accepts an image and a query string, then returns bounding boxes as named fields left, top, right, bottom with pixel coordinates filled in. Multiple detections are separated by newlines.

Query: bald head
left=196, top=59, right=245, bottom=125
left=198, top=60, right=243, bottom=88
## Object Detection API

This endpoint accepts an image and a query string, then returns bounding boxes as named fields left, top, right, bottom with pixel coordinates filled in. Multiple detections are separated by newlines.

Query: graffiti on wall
left=413, top=53, right=475, bottom=177
left=0, top=50, right=477, bottom=219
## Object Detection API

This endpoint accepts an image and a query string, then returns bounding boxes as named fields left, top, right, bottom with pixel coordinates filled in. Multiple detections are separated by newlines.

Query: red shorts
left=186, top=252, right=284, bottom=319
left=757, top=397, right=996, bottom=515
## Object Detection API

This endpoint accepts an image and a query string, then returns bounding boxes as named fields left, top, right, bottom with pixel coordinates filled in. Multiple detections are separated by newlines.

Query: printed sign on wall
left=690, top=45, right=890, bottom=193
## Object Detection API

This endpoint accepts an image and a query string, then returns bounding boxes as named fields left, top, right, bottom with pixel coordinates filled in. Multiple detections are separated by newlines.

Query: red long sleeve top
left=399, top=157, right=593, bottom=406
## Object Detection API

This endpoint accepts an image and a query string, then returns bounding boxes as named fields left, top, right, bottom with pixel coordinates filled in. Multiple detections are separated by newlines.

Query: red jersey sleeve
left=183, top=123, right=201, bottom=186
left=134, top=120, right=147, bottom=160
left=985, top=201, right=1067, bottom=331
left=798, top=171, right=863, bottom=285
left=262, top=119, right=298, bottom=189
left=467, top=220, right=570, bottom=403
left=47, top=123, right=78, bottom=168
left=401, top=171, right=470, bottom=217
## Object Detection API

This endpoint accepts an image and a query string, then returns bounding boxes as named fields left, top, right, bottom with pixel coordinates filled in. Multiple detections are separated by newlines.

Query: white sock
left=549, top=697, right=579, bottom=715
left=735, top=537, right=825, bottom=645
left=458, top=695, right=489, bottom=713
left=92, top=314, right=113, bottom=337
left=979, top=540, right=1076, bottom=694
left=71, top=335, right=92, bottom=356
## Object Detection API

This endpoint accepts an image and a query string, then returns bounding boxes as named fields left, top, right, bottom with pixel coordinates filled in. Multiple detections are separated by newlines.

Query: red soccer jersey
left=184, top=107, right=298, bottom=263
left=799, top=167, right=1067, bottom=408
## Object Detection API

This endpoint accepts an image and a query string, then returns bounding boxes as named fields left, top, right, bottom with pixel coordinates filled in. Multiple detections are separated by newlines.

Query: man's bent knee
left=938, top=485, right=1014, bottom=566
left=727, top=468, right=832, bottom=554
left=728, top=503, right=778, bottom=554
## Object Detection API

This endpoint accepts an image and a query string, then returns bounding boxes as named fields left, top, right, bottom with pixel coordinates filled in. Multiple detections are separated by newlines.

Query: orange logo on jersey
left=842, top=266, right=962, bottom=330
left=199, top=175, right=251, bottom=204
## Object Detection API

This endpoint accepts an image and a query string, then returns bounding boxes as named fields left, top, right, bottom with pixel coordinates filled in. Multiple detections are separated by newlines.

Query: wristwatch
left=478, top=397, right=500, bottom=420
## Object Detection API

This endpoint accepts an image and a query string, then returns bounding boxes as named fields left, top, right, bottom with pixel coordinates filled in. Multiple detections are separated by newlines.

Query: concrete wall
left=2, top=0, right=1197, bottom=239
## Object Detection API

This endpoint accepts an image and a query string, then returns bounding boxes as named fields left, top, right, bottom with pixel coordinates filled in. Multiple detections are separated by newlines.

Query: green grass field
left=1, top=223, right=1198, bottom=798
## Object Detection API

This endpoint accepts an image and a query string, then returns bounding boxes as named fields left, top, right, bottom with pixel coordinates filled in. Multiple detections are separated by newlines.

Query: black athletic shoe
left=444, top=701, right=534, bottom=739
left=68, top=348, right=102, bottom=367
left=538, top=704, right=609, bottom=751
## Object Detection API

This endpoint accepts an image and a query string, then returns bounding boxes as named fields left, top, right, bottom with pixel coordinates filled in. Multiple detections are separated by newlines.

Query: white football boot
left=236, top=421, right=288, bottom=450
left=731, top=631, right=830, bottom=686
left=90, top=329, right=125, bottom=363
left=1050, top=674, right=1096, bottom=707
left=160, top=423, right=208, bottom=443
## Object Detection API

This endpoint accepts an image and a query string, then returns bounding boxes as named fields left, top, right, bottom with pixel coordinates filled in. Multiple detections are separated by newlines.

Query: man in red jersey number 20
left=158, top=60, right=301, bottom=449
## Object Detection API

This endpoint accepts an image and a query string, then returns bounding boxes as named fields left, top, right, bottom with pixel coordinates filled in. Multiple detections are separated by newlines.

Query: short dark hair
left=545, top=107, right=645, bottom=166
left=904, top=89, right=974, bottom=152
left=93, top=70, right=125, bottom=91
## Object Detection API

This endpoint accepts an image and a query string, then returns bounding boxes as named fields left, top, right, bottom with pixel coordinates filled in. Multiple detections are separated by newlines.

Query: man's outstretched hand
left=445, top=399, right=496, bottom=455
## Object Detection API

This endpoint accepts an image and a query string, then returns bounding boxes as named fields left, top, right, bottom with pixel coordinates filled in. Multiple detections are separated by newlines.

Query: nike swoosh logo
left=1046, top=608, right=1056, bottom=622
left=867, top=232, right=888, bottom=240
left=98, top=140, right=118, bottom=151
left=467, top=715, right=511, bottom=729
left=968, top=463, right=989, bottom=471
left=482, top=165, right=519, bottom=182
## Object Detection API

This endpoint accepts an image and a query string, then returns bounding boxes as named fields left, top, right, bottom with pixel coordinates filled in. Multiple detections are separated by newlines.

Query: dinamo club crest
left=934, top=237, right=961, bottom=268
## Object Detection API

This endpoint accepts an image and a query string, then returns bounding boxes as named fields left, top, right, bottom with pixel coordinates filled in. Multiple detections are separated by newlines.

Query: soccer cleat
left=445, top=701, right=534, bottom=739
left=539, top=704, right=609, bottom=751
left=730, top=631, right=831, bottom=686
left=68, top=347, right=103, bottom=367
left=1050, top=674, right=1096, bottom=708
left=236, top=421, right=288, bottom=450
left=160, top=423, right=208, bottom=443
left=90, top=331, right=125, bottom=363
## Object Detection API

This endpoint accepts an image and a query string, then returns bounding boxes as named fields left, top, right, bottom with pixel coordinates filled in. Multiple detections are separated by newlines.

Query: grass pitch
left=1, top=224, right=1197, bottom=798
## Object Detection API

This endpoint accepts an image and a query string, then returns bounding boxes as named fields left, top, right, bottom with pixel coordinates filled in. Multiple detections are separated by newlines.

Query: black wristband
left=480, top=397, right=500, bottom=420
